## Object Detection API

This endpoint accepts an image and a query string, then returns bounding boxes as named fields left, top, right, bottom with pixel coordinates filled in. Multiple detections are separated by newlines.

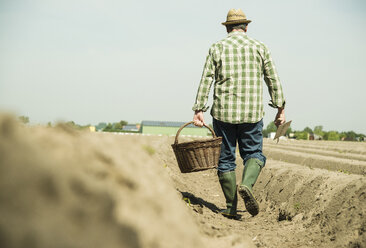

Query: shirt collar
left=228, top=31, right=247, bottom=37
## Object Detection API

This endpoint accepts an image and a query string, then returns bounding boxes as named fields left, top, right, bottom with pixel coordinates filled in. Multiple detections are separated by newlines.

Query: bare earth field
left=0, top=115, right=365, bottom=248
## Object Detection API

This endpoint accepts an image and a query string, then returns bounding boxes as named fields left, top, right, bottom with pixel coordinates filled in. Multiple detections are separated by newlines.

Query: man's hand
left=193, top=110, right=205, bottom=127
left=274, top=107, right=285, bottom=128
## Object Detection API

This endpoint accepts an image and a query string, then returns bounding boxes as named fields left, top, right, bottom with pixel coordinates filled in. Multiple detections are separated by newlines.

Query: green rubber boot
left=238, top=158, right=263, bottom=216
left=218, top=170, right=238, bottom=219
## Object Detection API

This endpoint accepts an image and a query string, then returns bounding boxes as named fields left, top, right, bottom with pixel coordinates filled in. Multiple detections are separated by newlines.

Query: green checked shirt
left=192, top=31, right=285, bottom=124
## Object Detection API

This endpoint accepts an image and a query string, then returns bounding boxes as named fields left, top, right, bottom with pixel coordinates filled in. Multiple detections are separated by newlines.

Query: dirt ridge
left=265, top=143, right=366, bottom=162
left=256, top=160, right=366, bottom=247
left=264, top=139, right=366, bottom=155
left=264, top=147, right=366, bottom=175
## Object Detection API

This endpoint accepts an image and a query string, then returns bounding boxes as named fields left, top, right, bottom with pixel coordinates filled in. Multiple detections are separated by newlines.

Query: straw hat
left=221, top=9, right=252, bottom=25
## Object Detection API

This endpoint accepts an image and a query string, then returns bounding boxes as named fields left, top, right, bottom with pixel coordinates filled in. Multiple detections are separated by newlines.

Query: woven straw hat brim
left=222, top=19, right=252, bottom=25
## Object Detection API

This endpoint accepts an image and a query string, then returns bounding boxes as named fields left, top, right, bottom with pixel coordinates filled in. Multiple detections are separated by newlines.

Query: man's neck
left=231, top=29, right=245, bottom=33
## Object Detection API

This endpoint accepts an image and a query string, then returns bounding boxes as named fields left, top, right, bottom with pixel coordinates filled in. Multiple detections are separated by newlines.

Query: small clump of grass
left=337, top=169, right=350, bottom=175
left=294, top=202, right=301, bottom=212
left=142, top=145, right=156, bottom=156
left=183, top=197, right=191, bottom=206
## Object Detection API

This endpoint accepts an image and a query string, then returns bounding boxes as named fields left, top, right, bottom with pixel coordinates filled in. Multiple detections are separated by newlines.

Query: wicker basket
left=171, top=121, right=222, bottom=173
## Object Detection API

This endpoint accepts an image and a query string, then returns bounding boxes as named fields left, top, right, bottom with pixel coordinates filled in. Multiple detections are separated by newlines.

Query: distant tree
left=344, top=131, right=357, bottom=141
left=326, top=131, right=340, bottom=141
left=266, top=122, right=277, bottom=133
left=303, top=126, right=313, bottom=134
left=66, top=121, right=76, bottom=127
left=323, top=131, right=328, bottom=140
left=96, top=122, right=107, bottom=130
left=313, top=126, right=324, bottom=137
left=114, top=122, right=123, bottom=130
left=19, top=116, right=29, bottom=124
left=103, top=123, right=113, bottom=131
left=295, top=131, right=308, bottom=140
left=55, top=120, right=89, bottom=130
left=263, top=121, right=277, bottom=138
left=66, top=121, right=85, bottom=130
left=358, top=133, right=366, bottom=139
left=119, top=120, right=128, bottom=127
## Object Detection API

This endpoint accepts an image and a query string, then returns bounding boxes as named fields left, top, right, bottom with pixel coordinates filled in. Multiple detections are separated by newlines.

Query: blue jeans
left=213, top=118, right=266, bottom=173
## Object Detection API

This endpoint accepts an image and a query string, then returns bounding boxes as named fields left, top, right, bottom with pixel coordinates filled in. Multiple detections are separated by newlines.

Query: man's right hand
left=193, top=111, right=205, bottom=127
left=274, top=107, right=285, bottom=128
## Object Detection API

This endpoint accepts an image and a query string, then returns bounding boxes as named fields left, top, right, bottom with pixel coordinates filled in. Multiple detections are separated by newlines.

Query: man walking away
left=192, top=9, right=286, bottom=219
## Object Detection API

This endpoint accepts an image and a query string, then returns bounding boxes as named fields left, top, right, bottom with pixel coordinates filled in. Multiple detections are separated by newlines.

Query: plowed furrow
left=263, top=147, right=366, bottom=175
left=264, top=139, right=366, bottom=155
left=265, top=143, right=366, bottom=162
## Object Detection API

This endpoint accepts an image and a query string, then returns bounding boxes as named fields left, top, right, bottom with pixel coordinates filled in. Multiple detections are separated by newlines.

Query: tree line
left=18, top=116, right=365, bottom=141
left=262, top=122, right=365, bottom=141
left=95, top=120, right=129, bottom=132
left=18, top=116, right=130, bottom=132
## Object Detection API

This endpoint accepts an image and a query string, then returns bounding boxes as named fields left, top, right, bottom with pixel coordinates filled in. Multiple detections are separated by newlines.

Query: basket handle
left=174, top=121, right=217, bottom=145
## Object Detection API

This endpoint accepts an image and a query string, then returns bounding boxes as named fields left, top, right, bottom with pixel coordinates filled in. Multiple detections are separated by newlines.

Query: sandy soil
left=156, top=136, right=366, bottom=248
left=0, top=114, right=365, bottom=248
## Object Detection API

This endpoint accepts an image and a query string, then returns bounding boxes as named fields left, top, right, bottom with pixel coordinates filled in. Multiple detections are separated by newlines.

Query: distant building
left=122, top=124, right=140, bottom=132
left=141, top=121, right=211, bottom=136
left=268, top=132, right=276, bottom=139
left=88, top=126, right=96, bottom=132
left=309, top=133, right=323, bottom=140
left=268, top=132, right=287, bottom=141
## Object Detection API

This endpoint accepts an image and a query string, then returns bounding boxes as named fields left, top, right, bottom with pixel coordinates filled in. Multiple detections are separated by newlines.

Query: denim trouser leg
left=213, top=118, right=266, bottom=173
left=237, top=120, right=266, bottom=167
left=213, top=119, right=237, bottom=173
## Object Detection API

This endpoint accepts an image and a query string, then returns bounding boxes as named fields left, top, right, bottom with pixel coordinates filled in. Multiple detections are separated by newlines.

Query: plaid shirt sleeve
left=192, top=46, right=216, bottom=112
left=263, top=46, right=286, bottom=109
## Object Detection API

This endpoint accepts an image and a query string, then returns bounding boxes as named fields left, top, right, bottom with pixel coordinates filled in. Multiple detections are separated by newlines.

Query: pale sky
left=0, top=0, right=365, bottom=133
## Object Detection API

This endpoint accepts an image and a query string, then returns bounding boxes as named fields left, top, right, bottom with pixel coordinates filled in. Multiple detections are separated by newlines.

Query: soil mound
left=255, top=161, right=366, bottom=247
left=0, top=115, right=205, bottom=248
